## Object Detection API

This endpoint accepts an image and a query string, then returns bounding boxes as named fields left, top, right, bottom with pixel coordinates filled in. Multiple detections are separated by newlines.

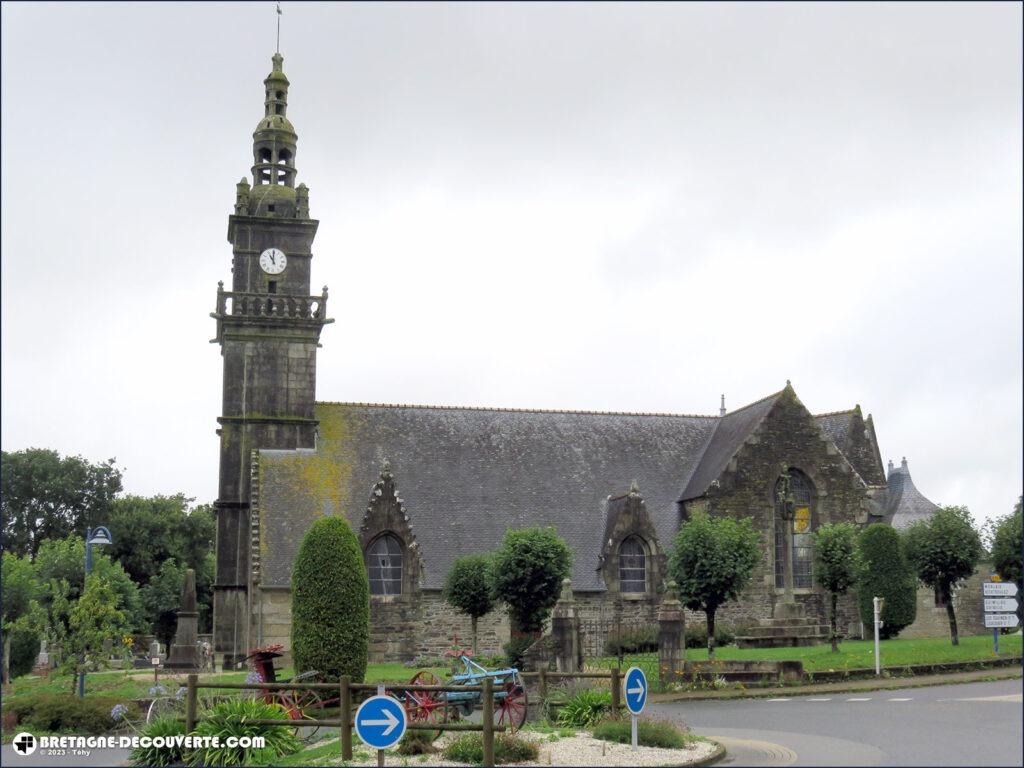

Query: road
left=650, top=678, right=1023, bottom=766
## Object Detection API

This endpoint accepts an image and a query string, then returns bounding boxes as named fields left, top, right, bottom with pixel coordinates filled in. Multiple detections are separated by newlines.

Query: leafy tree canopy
left=903, top=506, right=983, bottom=595
left=139, top=559, right=187, bottom=647
left=990, top=497, right=1023, bottom=590
left=444, top=554, right=496, bottom=620
left=669, top=512, right=761, bottom=615
left=1, top=449, right=122, bottom=558
left=490, top=527, right=572, bottom=634
left=813, top=522, right=860, bottom=596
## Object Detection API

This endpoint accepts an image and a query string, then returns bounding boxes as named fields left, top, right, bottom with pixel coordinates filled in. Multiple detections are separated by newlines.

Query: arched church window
left=774, top=470, right=814, bottom=589
left=367, top=534, right=403, bottom=596
left=618, top=536, right=646, bottom=593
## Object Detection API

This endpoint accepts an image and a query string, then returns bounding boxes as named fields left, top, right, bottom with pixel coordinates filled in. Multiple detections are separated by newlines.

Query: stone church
left=211, top=54, right=957, bottom=667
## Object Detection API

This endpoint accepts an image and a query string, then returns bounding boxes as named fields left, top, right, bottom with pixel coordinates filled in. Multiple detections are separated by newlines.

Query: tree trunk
left=2, top=633, right=10, bottom=690
left=943, top=583, right=959, bottom=646
left=830, top=591, right=839, bottom=653
left=471, top=616, right=478, bottom=657
left=706, top=609, right=716, bottom=661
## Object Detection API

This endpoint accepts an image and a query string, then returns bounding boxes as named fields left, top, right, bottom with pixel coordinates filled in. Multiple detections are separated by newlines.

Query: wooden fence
left=185, top=674, right=507, bottom=766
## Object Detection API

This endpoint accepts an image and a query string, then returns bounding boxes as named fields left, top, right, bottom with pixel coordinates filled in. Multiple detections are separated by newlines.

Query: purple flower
left=245, top=670, right=264, bottom=685
left=175, top=686, right=187, bottom=701
left=110, top=703, right=129, bottom=721
left=149, top=685, right=167, bottom=697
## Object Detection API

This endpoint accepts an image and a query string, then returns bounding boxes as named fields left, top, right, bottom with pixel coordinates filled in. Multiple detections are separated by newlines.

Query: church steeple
left=251, top=53, right=297, bottom=190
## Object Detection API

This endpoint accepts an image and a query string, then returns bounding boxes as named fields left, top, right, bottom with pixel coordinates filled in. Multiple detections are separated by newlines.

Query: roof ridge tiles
left=315, top=400, right=719, bottom=419
left=814, top=408, right=856, bottom=418
left=721, top=389, right=784, bottom=417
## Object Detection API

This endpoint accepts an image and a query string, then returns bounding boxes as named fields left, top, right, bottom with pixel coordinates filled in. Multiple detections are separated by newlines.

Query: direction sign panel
left=984, top=598, right=1019, bottom=613
left=355, top=695, right=407, bottom=750
left=623, top=666, right=648, bottom=716
left=983, top=582, right=1019, bottom=597
left=984, top=613, right=1021, bottom=629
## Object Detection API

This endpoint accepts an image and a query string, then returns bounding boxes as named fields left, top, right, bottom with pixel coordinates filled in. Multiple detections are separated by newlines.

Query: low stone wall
left=900, top=569, right=988, bottom=639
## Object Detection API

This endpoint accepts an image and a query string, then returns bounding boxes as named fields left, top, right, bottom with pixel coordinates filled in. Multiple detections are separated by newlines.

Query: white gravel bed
left=323, top=729, right=718, bottom=767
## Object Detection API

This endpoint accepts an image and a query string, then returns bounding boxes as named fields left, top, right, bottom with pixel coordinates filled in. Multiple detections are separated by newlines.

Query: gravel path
left=324, top=730, right=718, bottom=766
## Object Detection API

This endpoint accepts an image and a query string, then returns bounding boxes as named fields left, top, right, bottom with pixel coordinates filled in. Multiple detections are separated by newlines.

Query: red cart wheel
left=403, top=670, right=448, bottom=741
left=494, top=680, right=528, bottom=731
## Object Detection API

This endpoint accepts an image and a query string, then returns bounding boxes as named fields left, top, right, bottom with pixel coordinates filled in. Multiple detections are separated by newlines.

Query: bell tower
left=211, top=52, right=331, bottom=667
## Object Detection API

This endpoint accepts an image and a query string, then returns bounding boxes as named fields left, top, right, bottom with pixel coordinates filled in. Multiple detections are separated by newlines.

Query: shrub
left=442, top=732, right=539, bottom=765
left=188, top=699, right=300, bottom=767
left=15, top=694, right=122, bottom=734
left=856, top=524, right=917, bottom=639
left=396, top=729, right=436, bottom=755
left=683, top=625, right=735, bottom=649
left=291, top=516, right=369, bottom=682
left=130, top=716, right=187, bottom=767
left=603, top=627, right=658, bottom=656
left=503, top=636, right=537, bottom=668
left=490, top=527, right=572, bottom=634
left=592, top=717, right=690, bottom=749
left=443, top=554, right=496, bottom=654
left=9, top=630, right=41, bottom=679
left=556, top=688, right=612, bottom=728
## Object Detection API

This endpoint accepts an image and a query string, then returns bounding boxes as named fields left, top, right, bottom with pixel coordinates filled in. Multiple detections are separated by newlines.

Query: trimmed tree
left=855, top=524, right=917, bottom=639
left=490, top=527, right=572, bottom=639
left=812, top=522, right=859, bottom=653
left=2, top=552, right=44, bottom=687
left=443, top=554, right=495, bottom=655
left=668, top=511, right=761, bottom=660
left=291, top=516, right=369, bottom=682
left=903, top=506, right=983, bottom=646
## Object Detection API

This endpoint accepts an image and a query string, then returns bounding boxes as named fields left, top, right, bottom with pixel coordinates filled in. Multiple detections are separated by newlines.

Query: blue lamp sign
left=622, top=666, right=648, bottom=752
left=355, top=694, right=407, bottom=751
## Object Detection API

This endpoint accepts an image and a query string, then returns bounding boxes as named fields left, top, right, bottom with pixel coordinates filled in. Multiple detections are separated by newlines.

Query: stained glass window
left=774, top=470, right=814, bottom=589
left=367, top=534, right=403, bottom=596
left=618, top=536, right=647, bottom=593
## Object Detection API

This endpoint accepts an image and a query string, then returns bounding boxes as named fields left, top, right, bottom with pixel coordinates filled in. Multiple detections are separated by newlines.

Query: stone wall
left=900, top=569, right=988, bottom=639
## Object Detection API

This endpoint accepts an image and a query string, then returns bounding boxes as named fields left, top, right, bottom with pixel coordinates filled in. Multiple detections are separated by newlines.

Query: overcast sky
left=2, top=2, right=1021, bottom=528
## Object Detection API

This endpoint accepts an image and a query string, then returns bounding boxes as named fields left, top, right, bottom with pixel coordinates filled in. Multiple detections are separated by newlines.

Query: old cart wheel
left=494, top=680, right=528, bottom=731
left=278, top=671, right=327, bottom=743
left=403, top=670, right=448, bottom=741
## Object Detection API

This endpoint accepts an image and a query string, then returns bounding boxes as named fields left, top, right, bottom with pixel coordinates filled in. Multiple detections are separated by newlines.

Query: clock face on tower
left=259, top=248, right=287, bottom=275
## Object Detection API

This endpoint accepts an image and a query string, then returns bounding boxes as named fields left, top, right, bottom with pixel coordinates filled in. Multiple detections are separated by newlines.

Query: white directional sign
left=984, top=613, right=1020, bottom=629
left=984, top=598, right=1019, bottom=613
left=983, top=582, right=1019, bottom=597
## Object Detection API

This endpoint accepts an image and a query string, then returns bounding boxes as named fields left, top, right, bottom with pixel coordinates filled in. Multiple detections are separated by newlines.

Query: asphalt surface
left=650, top=678, right=1024, bottom=766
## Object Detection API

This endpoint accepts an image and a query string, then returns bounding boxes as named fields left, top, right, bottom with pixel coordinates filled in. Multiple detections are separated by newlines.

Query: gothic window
left=774, top=470, right=814, bottom=589
left=367, top=534, right=403, bottom=596
left=618, top=536, right=646, bottom=593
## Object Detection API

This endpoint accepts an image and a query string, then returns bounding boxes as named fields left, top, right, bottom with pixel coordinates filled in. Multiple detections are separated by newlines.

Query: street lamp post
left=78, top=526, right=113, bottom=699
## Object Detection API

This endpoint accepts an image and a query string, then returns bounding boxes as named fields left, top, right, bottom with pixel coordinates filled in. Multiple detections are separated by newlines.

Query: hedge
left=857, top=524, right=917, bottom=639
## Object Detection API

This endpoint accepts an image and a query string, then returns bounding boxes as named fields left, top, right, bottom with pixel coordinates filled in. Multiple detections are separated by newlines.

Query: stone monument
left=165, top=569, right=201, bottom=670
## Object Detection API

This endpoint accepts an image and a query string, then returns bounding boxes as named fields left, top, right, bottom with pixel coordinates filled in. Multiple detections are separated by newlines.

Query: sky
left=2, top=2, right=1021, bottom=529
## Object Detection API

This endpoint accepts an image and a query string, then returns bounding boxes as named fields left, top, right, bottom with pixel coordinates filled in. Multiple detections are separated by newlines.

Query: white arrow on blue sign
left=355, top=694, right=407, bottom=750
left=623, top=666, right=648, bottom=715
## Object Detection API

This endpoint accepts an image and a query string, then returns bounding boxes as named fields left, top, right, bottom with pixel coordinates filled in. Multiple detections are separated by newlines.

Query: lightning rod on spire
left=276, top=2, right=282, bottom=54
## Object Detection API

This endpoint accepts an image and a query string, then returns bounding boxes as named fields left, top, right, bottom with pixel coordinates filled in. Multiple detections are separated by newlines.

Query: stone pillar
left=658, top=580, right=685, bottom=689
left=166, top=569, right=201, bottom=671
left=551, top=578, right=582, bottom=673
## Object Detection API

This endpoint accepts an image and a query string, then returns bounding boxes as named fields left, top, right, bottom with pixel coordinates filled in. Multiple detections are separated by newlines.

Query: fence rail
left=185, top=674, right=505, bottom=766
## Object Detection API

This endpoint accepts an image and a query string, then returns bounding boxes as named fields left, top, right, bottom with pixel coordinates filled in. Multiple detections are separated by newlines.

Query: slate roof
left=815, top=410, right=855, bottom=451
left=884, top=458, right=939, bottom=530
left=257, top=402, right=718, bottom=591
left=255, top=392, right=879, bottom=591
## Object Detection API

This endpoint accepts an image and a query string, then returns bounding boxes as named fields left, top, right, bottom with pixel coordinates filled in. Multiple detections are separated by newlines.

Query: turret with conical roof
left=885, top=457, right=939, bottom=530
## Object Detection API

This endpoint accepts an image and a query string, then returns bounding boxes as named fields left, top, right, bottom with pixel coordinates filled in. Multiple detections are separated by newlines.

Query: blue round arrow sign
left=623, top=666, right=647, bottom=715
left=355, top=694, right=407, bottom=749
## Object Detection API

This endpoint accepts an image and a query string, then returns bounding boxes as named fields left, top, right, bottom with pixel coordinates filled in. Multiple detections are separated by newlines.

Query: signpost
left=872, top=596, right=885, bottom=676
left=983, top=576, right=1020, bottom=653
left=622, top=666, right=648, bottom=752
left=355, top=693, right=407, bottom=766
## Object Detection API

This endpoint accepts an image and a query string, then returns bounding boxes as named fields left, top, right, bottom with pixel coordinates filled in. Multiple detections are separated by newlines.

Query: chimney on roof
left=901, top=456, right=908, bottom=470
left=888, top=459, right=894, bottom=473
left=720, top=394, right=726, bottom=417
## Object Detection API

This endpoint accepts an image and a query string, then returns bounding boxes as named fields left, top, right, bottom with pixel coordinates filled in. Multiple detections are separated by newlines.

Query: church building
left=210, top=54, right=965, bottom=667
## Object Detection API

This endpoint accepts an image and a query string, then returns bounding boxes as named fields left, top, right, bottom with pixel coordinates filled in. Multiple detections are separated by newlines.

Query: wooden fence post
left=340, top=676, right=352, bottom=760
left=185, top=674, right=197, bottom=733
left=610, top=668, right=620, bottom=719
left=482, top=678, right=494, bottom=768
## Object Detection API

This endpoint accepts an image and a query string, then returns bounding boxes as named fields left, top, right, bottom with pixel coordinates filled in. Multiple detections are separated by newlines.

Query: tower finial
left=276, top=1, right=282, bottom=55
left=719, top=394, right=726, bottom=417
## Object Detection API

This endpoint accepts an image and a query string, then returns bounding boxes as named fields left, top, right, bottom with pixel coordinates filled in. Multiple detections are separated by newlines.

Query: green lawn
left=591, top=632, right=1022, bottom=678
